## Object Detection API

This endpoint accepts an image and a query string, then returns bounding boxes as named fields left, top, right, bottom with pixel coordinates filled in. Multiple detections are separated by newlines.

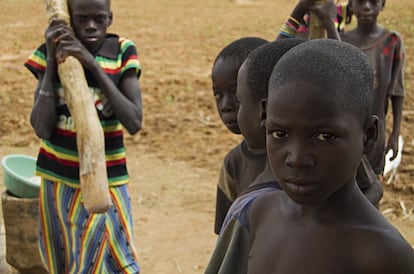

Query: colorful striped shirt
left=25, top=34, right=141, bottom=188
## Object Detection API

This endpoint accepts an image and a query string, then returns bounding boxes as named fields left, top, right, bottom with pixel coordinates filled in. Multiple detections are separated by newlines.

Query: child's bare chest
left=248, top=224, right=365, bottom=274
left=340, top=28, right=386, bottom=49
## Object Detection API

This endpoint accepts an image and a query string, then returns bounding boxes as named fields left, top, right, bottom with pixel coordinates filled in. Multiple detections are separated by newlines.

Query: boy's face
left=69, top=0, right=112, bottom=52
left=212, top=56, right=241, bottom=134
left=236, top=63, right=265, bottom=149
left=350, top=0, right=384, bottom=24
left=266, top=80, right=366, bottom=205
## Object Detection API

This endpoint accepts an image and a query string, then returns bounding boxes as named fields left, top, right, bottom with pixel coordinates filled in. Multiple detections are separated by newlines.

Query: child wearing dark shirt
left=211, top=37, right=268, bottom=234
left=341, top=0, right=405, bottom=191
left=205, top=39, right=305, bottom=274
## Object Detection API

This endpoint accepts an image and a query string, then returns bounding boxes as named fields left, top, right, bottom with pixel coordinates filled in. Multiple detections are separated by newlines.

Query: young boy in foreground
left=211, top=0, right=339, bottom=235
left=279, top=0, right=384, bottom=207
left=248, top=39, right=414, bottom=274
left=206, top=39, right=414, bottom=274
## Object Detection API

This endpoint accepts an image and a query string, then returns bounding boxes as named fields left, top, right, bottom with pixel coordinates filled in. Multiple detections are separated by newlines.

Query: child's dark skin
left=212, top=57, right=241, bottom=134
left=341, top=0, right=386, bottom=48
left=246, top=40, right=414, bottom=274
left=341, top=0, right=402, bottom=162
left=210, top=37, right=268, bottom=234
left=236, top=62, right=266, bottom=150
left=338, top=0, right=404, bottom=208
left=31, top=0, right=142, bottom=140
left=281, top=0, right=383, bottom=207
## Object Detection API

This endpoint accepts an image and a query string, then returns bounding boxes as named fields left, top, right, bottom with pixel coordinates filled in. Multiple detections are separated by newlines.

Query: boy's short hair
left=213, top=37, right=268, bottom=67
left=243, top=38, right=305, bottom=101
left=67, top=0, right=111, bottom=12
left=349, top=0, right=386, bottom=8
left=269, top=39, right=374, bottom=122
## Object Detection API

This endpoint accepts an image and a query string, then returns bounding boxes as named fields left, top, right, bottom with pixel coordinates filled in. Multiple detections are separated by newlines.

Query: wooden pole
left=45, top=0, right=112, bottom=213
left=308, top=0, right=329, bottom=39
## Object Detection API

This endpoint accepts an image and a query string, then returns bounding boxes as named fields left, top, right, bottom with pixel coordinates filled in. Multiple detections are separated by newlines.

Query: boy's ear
left=260, top=99, right=267, bottom=128
left=363, top=115, right=379, bottom=154
left=108, top=11, right=113, bottom=26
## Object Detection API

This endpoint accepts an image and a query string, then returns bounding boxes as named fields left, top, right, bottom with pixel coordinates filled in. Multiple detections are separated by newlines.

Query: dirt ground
left=1, top=0, right=414, bottom=273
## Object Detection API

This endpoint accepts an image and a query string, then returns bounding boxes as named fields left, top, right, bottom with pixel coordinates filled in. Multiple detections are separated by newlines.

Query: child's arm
left=30, top=20, right=71, bottom=139
left=276, top=0, right=312, bottom=40
left=309, top=1, right=340, bottom=40
left=56, top=31, right=142, bottom=135
left=276, top=0, right=339, bottom=40
left=357, top=155, right=383, bottom=208
left=215, top=163, right=237, bottom=234
left=385, top=33, right=405, bottom=160
left=386, top=96, right=403, bottom=160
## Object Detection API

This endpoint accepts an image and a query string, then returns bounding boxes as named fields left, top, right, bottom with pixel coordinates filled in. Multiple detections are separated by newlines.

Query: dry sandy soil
left=0, top=0, right=414, bottom=273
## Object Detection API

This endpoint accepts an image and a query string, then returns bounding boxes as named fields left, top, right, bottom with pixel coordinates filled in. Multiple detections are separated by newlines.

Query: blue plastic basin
left=1, top=154, right=40, bottom=198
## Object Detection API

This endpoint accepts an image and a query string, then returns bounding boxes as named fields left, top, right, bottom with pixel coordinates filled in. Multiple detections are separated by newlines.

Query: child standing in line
left=340, top=0, right=405, bottom=189
left=205, top=38, right=305, bottom=274
left=210, top=1, right=339, bottom=235
left=218, top=38, right=414, bottom=274
left=278, top=0, right=384, bottom=207
left=25, top=0, right=141, bottom=273
left=211, top=37, right=268, bottom=234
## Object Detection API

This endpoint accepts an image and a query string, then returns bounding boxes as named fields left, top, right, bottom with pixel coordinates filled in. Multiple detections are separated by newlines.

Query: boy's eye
left=74, top=14, right=109, bottom=24
left=95, top=14, right=108, bottom=24
left=76, top=15, right=88, bottom=23
left=214, top=92, right=223, bottom=100
left=271, top=130, right=288, bottom=139
left=315, top=133, right=336, bottom=141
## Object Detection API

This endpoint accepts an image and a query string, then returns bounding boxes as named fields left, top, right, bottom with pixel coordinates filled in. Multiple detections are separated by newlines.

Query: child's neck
left=244, top=139, right=266, bottom=156
left=345, top=21, right=384, bottom=48
left=286, top=179, right=363, bottom=222
left=356, top=21, right=381, bottom=37
left=252, top=159, right=275, bottom=185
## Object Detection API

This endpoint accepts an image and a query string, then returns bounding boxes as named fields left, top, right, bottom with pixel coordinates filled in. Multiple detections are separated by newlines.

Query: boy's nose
left=285, top=143, right=314, bottom=168
left=362, top=1, right=373, bottom=10
left=85, top=20, right=98, bottom=30
left=221, top=95, right=237, bottom=112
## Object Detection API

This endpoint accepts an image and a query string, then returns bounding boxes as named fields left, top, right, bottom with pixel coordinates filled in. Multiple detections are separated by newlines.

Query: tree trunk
left=45, top=0, right=112, bottom=213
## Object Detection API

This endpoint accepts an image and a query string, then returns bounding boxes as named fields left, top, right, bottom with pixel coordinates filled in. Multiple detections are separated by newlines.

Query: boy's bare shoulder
left=247, top=190, right=287, bottom=229
left=248, top=191, right=414, bottom=274
left=248, top=189, right=284, bottom=215
left=356, top=226, right=414, bottom=273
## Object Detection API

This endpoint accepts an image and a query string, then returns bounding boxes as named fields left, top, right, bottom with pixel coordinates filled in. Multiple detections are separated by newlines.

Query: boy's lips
left=284, top=178, right=319, bottom=195
left=359, top=14, right=374, bottom=21
left=225, top=120, right=238, bottom=127
left=85, top=37, right=99, bottom=42
left=221, top=115, right=238, bottom=128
